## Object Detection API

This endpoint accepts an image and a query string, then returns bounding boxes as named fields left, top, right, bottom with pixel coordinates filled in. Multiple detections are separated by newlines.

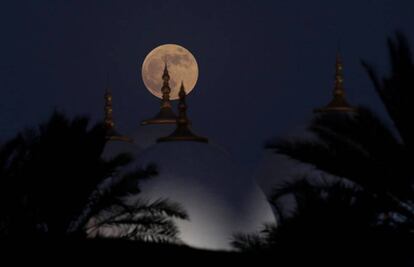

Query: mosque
left=100, top=45, right=275, bottom=250
left=98, top=44, right=355, bottom=250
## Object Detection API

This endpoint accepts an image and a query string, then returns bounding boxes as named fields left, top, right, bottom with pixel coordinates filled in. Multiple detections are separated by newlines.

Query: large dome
left=132, top=141, right=275, bottom=250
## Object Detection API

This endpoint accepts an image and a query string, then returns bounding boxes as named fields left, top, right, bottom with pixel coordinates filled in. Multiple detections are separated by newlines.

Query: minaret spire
left=103, top=80, right=132, bottom=142
left=161, top=62, right=172, bottom=108
left=334, top=51, right=345, bottom=100
left=104, top=85, right=115, bottom=131
left=141, top=62, right=177, bottom=125
left=314, top=50, right=356, bottom=113
left=157, top=81, right=208, bottom=143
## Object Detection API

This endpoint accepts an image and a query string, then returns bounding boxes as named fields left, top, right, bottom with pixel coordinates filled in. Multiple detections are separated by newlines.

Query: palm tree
left=0, top=111, right=188, bottom=242
left=266, top=33, right=414, bottom=227
left=86, top=198, right=188, bottom=243
left=233, top=178, right=412, bottom=264
left=233, top=34, right=414, bottom=260
left=82, top=165, right=188, bottom=243
left=254, top=178, right=390, bottom=245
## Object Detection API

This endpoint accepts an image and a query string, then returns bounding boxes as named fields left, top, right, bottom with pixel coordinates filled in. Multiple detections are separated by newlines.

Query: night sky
left=1, top=0, right=414, bottom=171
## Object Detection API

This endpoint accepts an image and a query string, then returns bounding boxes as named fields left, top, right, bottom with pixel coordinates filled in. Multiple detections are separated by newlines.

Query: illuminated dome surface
left=132, top=141, right=275, bottom=250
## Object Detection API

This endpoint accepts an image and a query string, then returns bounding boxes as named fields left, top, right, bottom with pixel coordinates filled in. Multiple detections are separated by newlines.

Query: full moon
left=141, top=44, right=199, bottom=100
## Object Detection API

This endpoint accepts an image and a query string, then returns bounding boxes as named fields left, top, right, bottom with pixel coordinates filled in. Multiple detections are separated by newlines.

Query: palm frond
left=362, top=33, right=414, bottom=150
left=231, top=232, right=267, bottom=251
left=88, top=197, right=188, bottom=243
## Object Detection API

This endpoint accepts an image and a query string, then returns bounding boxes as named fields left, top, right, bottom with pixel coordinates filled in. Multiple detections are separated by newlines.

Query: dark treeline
left=0, top=112, right=187, bottom=243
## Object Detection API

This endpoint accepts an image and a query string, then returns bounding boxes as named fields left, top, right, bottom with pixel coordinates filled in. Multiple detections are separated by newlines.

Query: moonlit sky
left=1, top=1, right=414, bottom=173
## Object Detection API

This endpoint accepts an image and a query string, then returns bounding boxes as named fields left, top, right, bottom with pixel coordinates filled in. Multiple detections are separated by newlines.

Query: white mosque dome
left=132, top=141, right=275, bottom=250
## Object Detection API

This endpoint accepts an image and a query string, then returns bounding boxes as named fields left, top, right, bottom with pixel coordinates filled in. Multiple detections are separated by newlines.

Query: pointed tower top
left=334, top=51, right=344, bottom=93
left=104, top=86, right=115, bottom=131
left=103, top=84, right=132, bottom=143
left=179, top=81, right=186, bottom=97
left=157, top=81, right=208, bottom=143
left=314, top=50, right=356, bottom=113
left=163, top=61, right=170, bottom=81
left=141, top=61, right=177, bottom=125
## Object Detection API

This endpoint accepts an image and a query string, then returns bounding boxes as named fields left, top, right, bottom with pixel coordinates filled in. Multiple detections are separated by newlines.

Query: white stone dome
left=132, top=141, right=275, bottom=250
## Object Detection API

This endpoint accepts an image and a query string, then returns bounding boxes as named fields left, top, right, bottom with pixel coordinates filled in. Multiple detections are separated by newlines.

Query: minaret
left=314, top=51, right=356, bottom=113
left=157, top=81, right=208, bottom=143
left=104, top=85, right=132, bottom=142
left=141, top=63, right=177, bottom=125
left=104, top=87, right=115, bottom=131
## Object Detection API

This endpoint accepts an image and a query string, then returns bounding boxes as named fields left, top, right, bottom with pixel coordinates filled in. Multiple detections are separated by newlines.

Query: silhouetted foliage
left=233, top=178, right=413, bottom=264
left=87, top=198, right=188, bottom=243
left=234, top=34, right=414, bottom=263
left=363, top=32, right=414, bottom=152
left=0, top=112, right=188, bottom=243
left=266, top=33, right=414, bottom=225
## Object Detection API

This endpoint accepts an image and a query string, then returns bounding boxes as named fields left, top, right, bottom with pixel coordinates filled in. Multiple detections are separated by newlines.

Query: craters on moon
left=141, top=44, right=199, bottom=100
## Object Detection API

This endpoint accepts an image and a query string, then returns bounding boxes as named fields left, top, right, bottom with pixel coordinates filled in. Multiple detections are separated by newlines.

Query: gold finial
left=314, top=50, right=356, bottom=113
left=157, top=81, right=208, bottom=143
left=161, top=62, right=172, bottom=109
left=103, top=82, right=132, bottom=143
left=104, top=86, right=115, bottom=130
left=334, top=52, right=345, bottom=97
left=141, top=62, right=177, bottom=125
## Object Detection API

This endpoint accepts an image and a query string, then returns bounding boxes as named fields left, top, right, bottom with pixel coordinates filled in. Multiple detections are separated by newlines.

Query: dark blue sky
left=1, top=0, right=414, bottom=169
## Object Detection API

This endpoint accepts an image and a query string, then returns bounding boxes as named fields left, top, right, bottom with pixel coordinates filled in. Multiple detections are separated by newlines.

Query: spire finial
left=103, top=79, right=132, bottom=142
left=157, top=81, right=208, bottom=143
left=141, top=61, right=177, bottom=125
left=161, top=61, right=172, bottom=106
left=179, top=81, right=186, bottom=99
left=334, top=50, right=344, bottom=96
left=104, top=85, right=115, bottom=130
left=163, top=61, right=170, bottom=82
left=314, top=49, right=356, bottom=113
left=177, top=81, right=188, bottom=125
left=179, top=81, right=186, bottom=97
